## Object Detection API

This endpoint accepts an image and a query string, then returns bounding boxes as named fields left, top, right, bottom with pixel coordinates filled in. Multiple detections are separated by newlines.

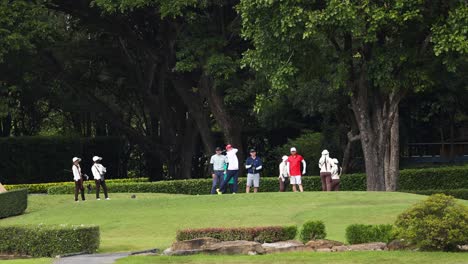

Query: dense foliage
left=0, top=224, right=100, bottom=257
left=345, top=224, right=395, bottom=244
left=0, top=188, right=27, bottom=218
left=176, top=226, right=297, bottom=243
left=299, top=220, right=326, bottom=242
left=395, top=194, right=468, bottom=251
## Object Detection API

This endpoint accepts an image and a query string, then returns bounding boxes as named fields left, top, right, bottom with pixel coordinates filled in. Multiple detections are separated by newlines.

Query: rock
left=348, top=242, right=387, bottom=251
left=262, top=240, right=305, bottom=253
left=203, top=240, right=265, bottom=255
left=387, top=239, right=412, bottom=251
left=305, top=239, right=344, bottom=250
left=171, top=237, right=220, bottom=251
left=162, top=248, right=203, bottom=256
left=331, top=245, right=350, bottom=252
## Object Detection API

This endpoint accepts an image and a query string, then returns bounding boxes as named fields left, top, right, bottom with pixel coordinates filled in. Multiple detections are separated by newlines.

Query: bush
left=345, top=224, right=395, bottom=244
left=0, top=136, right=126, bottom=184
left=0, top=225, right=100, bottom=257
left=403, top=189, right=468, bottom=200
left=299, top=220, right=326, bottom=242
left=176, top=226, right=297, bottom=243
left=0, top=189, right=28, bottom=218
left=394, top=194, right=468, bottom=251
left=398, top=166, right=468, bottom=191
left=5, top=178, right=148, bottom=194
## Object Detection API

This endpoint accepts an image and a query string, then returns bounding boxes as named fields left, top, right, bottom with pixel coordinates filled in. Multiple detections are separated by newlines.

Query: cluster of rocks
left=163, top=237, right=393, bottom=256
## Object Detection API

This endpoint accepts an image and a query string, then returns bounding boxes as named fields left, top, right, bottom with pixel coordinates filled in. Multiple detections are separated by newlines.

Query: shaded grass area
left=117, top=251, right=468, bottom=264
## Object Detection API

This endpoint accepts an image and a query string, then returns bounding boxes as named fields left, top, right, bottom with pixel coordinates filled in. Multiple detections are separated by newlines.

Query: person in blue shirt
left=245, top=149, right=263, bottom=193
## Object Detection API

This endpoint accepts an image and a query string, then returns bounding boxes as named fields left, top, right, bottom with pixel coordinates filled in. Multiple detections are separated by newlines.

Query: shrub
left=6, top=178, right=148, bottom=194
left=398, top=166, right=468, bottom=191
left=299, top=220, right=326, bottom=242
left=0, top=225, right=100, bottom=257
left=394, top=194, right=468, bottom=251
left=0, top=189, right=28, bottom=218
left=345, top=224, right=395, bottom=244
left=176, top=226, right=297, bottom=243
left=403, top=189, right=468, bottom=200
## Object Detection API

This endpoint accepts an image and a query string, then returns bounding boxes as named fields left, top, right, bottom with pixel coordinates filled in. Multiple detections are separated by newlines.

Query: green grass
left=1, top=192, right=455, bottom=253
left=117, top=252, right=468, bottom=264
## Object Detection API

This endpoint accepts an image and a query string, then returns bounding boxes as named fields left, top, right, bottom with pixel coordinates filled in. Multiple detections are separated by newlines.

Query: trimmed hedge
left=403, top=189, right=468, bottom=200
left=5, top=178, right=148, bottom=194
left=299, top=220, right=326, bottom=242
left=0, top=189, right=28, bottom=218
left=345, top=224, right=395, bottom=244
left=0, top=136, right=125, bottom=184
left=176, top=226, right=297, bottom=243
left=0, top=225, right=100, bottom=257
left=398, top=166, right=468, bottom=190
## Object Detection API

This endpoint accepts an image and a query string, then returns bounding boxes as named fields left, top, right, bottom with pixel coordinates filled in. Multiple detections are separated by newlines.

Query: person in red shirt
left=287, top=147, right=307, bottom=192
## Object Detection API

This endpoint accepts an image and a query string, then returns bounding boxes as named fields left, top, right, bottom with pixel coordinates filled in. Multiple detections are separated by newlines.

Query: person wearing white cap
left=91, top=156, right=109, bottom=200
left=287, top=147, right=306, bottom=192
left=72, top=157, right=85, bottom=202
left=318, top=150, right=333, bottom=191
left=278, top=155, right=290, bottom=192
left=330, top=158, right=341, bottom=191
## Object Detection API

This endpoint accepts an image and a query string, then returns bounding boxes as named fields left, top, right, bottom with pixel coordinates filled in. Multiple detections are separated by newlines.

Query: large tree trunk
left=342, top=131, right=360, bottom=174
left=350, top=79, right=401, bottom=191
left=385, top=106, right=399, bottom=191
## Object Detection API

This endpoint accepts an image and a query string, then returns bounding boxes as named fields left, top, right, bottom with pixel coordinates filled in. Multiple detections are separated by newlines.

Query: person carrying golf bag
left=72, top=157, right=85, bottom=202
left=92, top=156, right=109, bottom=200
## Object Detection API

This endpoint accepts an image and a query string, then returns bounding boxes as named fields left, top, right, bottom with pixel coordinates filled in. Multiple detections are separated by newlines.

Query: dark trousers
left=211, top=171, right=224, bottom=194
left=74, top=179, right=85, bottom=201
left=95, top=179, right=108, bottom=199
left=331, top=179, right=340, bottom=191
left=279, top=177, right=290, bottom=192
left=320, top=172, right=332, bottom=191
left=219, top=170, right=238, bottom=193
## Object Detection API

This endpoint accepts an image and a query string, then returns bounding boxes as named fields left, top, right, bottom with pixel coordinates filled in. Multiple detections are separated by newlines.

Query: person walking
left=330, top=158, right=341, bottom=191
left=217, top=144, right=239, bottom=194
left=288, top=147, right=306, bottom=192
left=72, top=157, right=85, bottom=202
left=209, top=147, right=228, bottom=194
left=245, top=149, right=263, bottom=193
left=278, top=155, right=290, bottom=192
left=318, top=150, right=333, bottom=191
left=91, top=156, right=109, bottom=200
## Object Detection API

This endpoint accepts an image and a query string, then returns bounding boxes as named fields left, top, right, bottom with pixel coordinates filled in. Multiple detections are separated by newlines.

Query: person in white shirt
left=216, top=144, right=239, bottom=194
left=72, top=157, right=85, bottom=202
left=278, top=155, right=290, bottom=192
left=330, top=158, right=341, bottom=191
left=91, top=156, right=109, bottom=200
left=318, top=150, right=333, bottom=191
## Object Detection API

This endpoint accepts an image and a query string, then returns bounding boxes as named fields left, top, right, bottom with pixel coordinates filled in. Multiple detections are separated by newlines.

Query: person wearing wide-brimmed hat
left=330, top=158, right=341, bottom=191
left=72, top=157, right=85, bottom=202
left=318, top=150, right=333, bottom=191
left=278, top=155, right=290, bottom=192
left=91, top=156, right=109, bottom=200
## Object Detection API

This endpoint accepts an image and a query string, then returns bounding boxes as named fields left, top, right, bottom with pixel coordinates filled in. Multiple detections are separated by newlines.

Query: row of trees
left=0, top=0, right=466, bottom=189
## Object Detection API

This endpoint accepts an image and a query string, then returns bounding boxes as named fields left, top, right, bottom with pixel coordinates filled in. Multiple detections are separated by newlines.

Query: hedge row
left=345, top=224, right=395, bottom=244
left=0, top=189, right=28, bottom=219
left=47, top=175, right=367, bottom=195
left=176, top=226, right=297, bottom=243
left=5, top=178, right=148, bottom=194
left=398, top=166, right=468, bottom=190
left=0, top=225, right=100, bottom=257
left=403, top=189, right=468, bottom=200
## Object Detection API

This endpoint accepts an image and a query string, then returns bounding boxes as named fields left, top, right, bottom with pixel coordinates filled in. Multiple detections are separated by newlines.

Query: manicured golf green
left=2, top=191, right=458, bottom=253
left=117, top=251, right=468, bottom=264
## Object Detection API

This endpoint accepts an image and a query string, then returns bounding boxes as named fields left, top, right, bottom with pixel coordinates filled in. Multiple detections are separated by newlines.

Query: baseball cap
left=333, top=158, right=339, bottom=164
left=72, top=157, right=81, bottom=163
left=290, top=147, right=297, bottom=152
left=215, top=147, right=222, bottom=151
left=92, top=156, right=103, bottom=162
left=226, top=144, right=233, bottom=150
left=250, top=148, right=256, bottom=152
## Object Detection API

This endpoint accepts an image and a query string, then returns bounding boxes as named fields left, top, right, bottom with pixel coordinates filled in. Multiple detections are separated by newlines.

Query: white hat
left=290, top=147, right=297, bottom=152
left=332, top=158, right=339, bottom=164
left=282, top=155, right=288, bottom=161
left=72, top=157, right=81, bottom=163
left=321, top=149, right=329, bottom=155
left=92, top=156, right=102, bottom=162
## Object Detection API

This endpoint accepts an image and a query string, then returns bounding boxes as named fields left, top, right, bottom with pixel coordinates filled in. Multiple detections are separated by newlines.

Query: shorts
left=290, top=175, right=302, bottom=185
left=247, top=173, right=260, bottom=187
